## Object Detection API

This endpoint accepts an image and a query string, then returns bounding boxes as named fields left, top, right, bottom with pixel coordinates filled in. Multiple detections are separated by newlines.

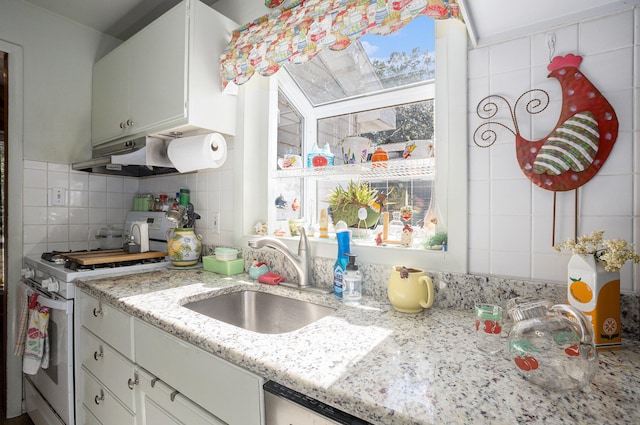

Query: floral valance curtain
left=220, top=0, right=463, bottom=89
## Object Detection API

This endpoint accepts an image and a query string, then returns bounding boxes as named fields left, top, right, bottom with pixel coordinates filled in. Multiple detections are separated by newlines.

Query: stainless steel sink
left=183, top=290, right=335, bottom=334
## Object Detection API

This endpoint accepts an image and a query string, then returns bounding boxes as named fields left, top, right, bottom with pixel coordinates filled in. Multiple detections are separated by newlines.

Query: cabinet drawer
left=78, top=290, right=134, bottom=360
left=134, top=319, right=264, bottom=425
left=79, top=404, right=102, bottom=425
left=137, top=368, right=226, bottom=425
left=79, top=327, right=136, bottom=410
left=80, top=367, right=135, bottom=425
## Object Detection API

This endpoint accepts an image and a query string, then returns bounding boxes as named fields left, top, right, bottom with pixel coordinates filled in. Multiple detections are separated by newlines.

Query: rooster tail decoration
left=474, top=53, right=619, bottom=243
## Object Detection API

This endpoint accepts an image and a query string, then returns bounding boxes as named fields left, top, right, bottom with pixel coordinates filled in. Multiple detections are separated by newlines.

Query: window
left=236, top=18, right=468, bottom=272
left=272, top=17, right=441, bottom=248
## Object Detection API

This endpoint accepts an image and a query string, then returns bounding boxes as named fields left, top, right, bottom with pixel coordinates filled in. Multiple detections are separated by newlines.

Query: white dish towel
left=22, top=294, right=50, bottom=375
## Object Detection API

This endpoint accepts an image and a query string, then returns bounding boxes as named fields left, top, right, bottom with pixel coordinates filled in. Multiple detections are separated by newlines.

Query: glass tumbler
left=475, top=304, right=503, bottom=354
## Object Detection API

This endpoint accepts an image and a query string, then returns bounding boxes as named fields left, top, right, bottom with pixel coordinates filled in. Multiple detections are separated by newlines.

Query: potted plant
left=328, top=181, right=383, bottom=228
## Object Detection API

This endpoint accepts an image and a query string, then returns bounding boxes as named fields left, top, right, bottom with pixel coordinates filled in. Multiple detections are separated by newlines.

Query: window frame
left=235, top=19, right=467, bottom=273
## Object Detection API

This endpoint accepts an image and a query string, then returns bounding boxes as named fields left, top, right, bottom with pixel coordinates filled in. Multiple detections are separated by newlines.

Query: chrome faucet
left=248, top=227, right=330, bottom=294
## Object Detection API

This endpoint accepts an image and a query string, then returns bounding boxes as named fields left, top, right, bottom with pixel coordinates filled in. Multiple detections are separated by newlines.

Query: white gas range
left=20, top=211, right=176, bottom=425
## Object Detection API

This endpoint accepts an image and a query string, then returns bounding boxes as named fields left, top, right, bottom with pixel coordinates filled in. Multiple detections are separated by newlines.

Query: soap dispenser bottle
left=333, top=221, right=351, bottom=298
left=342, top=254, right=362, bottom=304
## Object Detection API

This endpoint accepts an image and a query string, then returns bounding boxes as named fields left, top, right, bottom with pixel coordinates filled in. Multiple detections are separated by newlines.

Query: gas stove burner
left=41, top=251, right=70, bottom=264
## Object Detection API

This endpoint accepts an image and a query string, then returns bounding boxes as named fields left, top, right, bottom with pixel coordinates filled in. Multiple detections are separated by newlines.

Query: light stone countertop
left=76, top=267, right=640, bottom=425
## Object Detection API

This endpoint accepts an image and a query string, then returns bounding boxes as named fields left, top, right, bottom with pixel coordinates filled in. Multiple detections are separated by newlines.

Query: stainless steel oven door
left=19, top=279, right=75, bottom=425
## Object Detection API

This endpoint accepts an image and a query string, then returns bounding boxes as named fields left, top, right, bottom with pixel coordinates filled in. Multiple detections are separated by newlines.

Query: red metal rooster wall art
left=474, top=53, right=619, bottom=243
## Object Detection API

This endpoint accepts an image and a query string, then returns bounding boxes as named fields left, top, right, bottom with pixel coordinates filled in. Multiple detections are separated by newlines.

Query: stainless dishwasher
left=263, top=381, right=372, bottom=425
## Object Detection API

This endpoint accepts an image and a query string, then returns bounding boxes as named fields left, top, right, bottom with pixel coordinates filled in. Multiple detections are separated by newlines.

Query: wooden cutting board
left=60, top=250, right=167, bottom=266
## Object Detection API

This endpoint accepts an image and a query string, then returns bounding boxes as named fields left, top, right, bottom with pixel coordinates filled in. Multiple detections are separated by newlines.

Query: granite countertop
left=76, top=268, right=640, bottom=425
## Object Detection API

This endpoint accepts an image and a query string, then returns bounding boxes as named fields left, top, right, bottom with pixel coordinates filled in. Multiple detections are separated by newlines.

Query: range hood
left=72, top=136, right=178, bottom=177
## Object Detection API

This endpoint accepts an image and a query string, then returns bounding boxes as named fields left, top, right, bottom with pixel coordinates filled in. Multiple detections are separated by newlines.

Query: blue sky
left=360, top=16, right=435, bottom=62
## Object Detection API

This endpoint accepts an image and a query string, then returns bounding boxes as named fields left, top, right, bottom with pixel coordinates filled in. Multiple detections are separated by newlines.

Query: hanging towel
left=23, top=295, right=50, bottom=375
left=14, top=284, right=30, bottom=356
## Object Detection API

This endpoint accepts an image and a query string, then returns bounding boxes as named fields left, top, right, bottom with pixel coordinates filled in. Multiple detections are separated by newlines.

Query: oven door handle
left=19, top=280, right=73, bottom=314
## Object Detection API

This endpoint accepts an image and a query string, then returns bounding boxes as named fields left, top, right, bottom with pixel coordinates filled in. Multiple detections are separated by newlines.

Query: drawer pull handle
left=92, top=307, right=103, bottom=317
left=150, top=377, right=160, bottom=388
left=94, top=390, right=104, bottom=405
left=93, top=346, right=104, bottom=361
left=170, top=390, right=179, bottom=402
left=128, top=376, right=139, bottom=390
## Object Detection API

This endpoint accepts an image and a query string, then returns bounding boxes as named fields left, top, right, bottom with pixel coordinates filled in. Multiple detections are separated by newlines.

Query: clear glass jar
left=507, top=298, right=598, bottom=391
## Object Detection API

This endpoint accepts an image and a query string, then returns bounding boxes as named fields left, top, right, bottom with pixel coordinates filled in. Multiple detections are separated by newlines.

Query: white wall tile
left=468, top=249, right=490, bottom=275
left=490, top=215, right=531, bottom=252
left=88, top=191, right=107, bottom=208
left=23, top=207, right=47, bottom=225
left=106, top=176, right=124, bottom=193
left=24, top=160, right=47, bottom=170
left=490, top=180, right=531, bottom=215
left=468, top=180, right=490, bottom=216
left=24, top=169, right=46, bottom=188
left=490, top=250, right=530, bottom=278
left=489, top=143, right=524, bottom=180
left=489, top=37, right=531, bottom=73
left=581, top=48, right=633, bottom=93
left=468, top=214, right=490, bottom=250
left=531, top=253, right=569, bottom=282
left=580, top=175, right=633, bottom=216
left=47, top=171, right=69, bottom=189
left=48, top=207, right=69, bottom=225
left=47, top=163, right=69, bottom=172
left=579, top=11, right=634, bottom=55
left=70, top=172, right=89, bottom=190
left=24, top=225, right=47, bottom=244
left=89, top=174, right=107, bottom=192
left=69, top=208, right=89, bottom=225
left=24, top=188, right=47, bottom=207
left=69, top=190, right=89, bottom=208
left=106, top=192, right=124, bottom=209
left=467, top=47, right=489, bottom=79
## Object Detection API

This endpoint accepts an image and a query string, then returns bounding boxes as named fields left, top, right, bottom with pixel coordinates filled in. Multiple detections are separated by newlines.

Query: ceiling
left=21, top=0, right=637, bottom=44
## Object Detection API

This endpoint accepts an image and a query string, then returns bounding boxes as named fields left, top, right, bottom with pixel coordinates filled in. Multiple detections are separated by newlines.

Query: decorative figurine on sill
left=275, top=194, right=288, bottom=209
left=291, top=198, right=300, bottom=212
left=249, top=259, right=270, bottom=280
left=253, top=221, right=268, bottom=235
left=400, top=225, right=414, bottom=247
left=375, top=232, right=384, bottom=246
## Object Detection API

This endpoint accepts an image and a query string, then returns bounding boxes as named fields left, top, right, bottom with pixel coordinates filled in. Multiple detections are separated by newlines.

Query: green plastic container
left=202, top=256, right=244, bottom=275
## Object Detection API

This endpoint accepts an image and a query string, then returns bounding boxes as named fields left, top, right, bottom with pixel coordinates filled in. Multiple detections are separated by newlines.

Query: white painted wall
left=0, top=0, right=119, bottom=164
left=467, top=7, right=639, bottom=292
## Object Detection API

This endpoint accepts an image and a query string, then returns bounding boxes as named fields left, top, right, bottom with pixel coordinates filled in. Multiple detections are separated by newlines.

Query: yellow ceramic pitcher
left=387, top=266, right=434, bottom=313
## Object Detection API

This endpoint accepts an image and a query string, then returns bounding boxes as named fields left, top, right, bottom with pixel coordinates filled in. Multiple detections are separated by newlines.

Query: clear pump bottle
left=342, top=254, right=362, bottom=304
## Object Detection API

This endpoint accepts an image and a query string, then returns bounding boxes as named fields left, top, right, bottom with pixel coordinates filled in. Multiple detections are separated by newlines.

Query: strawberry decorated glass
left=474, top=304, right=503, bottom=354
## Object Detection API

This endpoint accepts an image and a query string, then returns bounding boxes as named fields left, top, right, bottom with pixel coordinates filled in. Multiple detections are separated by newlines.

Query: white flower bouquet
left=554, top=230, right=640, bottom=272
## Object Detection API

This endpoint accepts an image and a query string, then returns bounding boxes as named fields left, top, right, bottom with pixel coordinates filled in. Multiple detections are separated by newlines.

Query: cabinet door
left=92, top=43, right=130, bottom=145
left=128, top=1, right=187, bottom=135
left=136, top=368, right=226, bottom=425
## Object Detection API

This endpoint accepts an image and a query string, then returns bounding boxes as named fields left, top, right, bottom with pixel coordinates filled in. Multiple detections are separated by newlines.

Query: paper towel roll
left=167, top=133, right=227, bottom=173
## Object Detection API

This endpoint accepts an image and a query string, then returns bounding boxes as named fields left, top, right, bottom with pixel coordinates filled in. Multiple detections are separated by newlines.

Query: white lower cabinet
left=76, top=290, right=265, bottom=425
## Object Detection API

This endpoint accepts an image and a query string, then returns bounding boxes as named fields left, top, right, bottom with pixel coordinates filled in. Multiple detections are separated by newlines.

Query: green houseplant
left=328, top=181, right=383, bottom=228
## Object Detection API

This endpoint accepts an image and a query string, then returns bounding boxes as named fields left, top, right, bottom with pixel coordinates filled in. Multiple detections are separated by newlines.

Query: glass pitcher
left=506, top=298, right=598, bottom=391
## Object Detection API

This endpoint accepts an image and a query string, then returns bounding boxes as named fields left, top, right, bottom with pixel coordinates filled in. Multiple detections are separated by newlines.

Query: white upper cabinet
left=91, top=0, right=237, bottom=146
